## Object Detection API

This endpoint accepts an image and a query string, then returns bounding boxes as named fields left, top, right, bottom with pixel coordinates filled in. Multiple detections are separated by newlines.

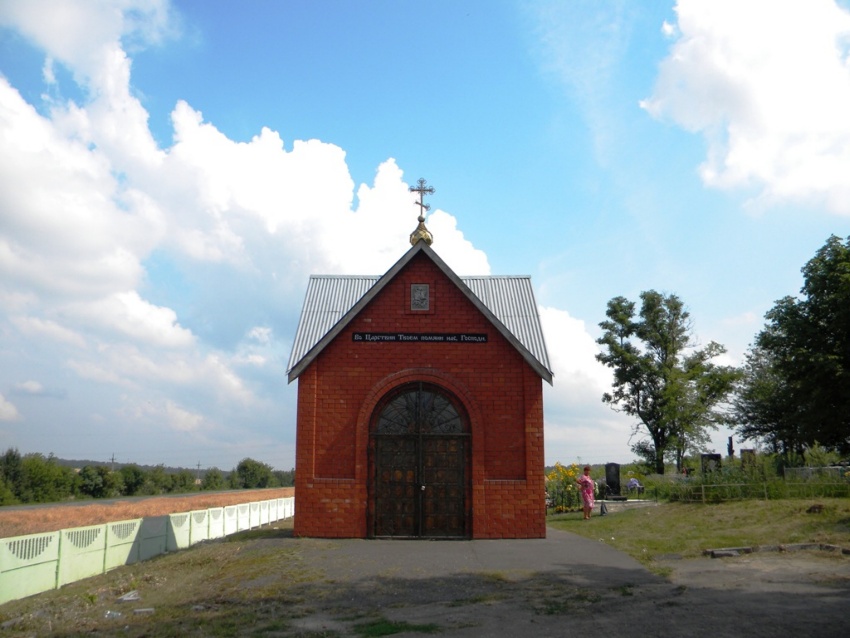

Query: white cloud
left=120, top=397, right=205, bottom=434
left=164, top=400, right=203, bottom=432
left=539, top=306, right=636, bottom=464
left=247, top=327, right=272, bottom=344
left=13, top=380, right=44, bottom=395
left=427, top=210, right=490, bottom=276
left=0, top=1, right=172, bottom=71
left=0, top=0, right=608, bottom=468
left=643, top=0, right=850, bottom=214
left=0, top=394, right=20, bottom=421
left=540, top=306, right=610, bottom=402
left=67, top=357, right=137, bottom=389
left=167, top=102, right=351, bottom=232
left=67, top=344, right=252, bottom=404
left=11, top=316, right=87, bottom=348
left=69, top=291, right=194, bottom=348
left=526, top=1, right=636, bottom=166
left=0, top=78, right=160, bottom=300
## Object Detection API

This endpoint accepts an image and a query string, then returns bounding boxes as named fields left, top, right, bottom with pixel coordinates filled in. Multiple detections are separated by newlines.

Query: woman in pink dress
left=576, top=465, right=595, bottom=520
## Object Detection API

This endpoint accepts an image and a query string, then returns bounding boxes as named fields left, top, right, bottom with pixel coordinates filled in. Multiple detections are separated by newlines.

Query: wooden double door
left=370, top=383, right=470, bottom=538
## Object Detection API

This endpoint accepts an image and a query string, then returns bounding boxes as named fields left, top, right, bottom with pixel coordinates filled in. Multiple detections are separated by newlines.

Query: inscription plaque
left=353, top=332, right=487, bottom=343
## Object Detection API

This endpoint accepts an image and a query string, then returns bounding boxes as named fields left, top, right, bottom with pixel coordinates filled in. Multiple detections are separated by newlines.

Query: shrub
left=545, top=462, right=582, bottom=512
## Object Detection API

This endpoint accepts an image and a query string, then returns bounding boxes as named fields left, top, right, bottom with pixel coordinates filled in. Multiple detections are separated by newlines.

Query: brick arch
left=358, top=368, right=480, bottom=538
left=355, top=367, right=483, bottom=488
left=356, top=368, right=482, bottom=440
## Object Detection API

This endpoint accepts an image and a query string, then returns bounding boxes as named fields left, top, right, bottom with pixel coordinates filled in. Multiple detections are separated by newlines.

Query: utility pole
left=110, top=453, right=116, bottom=472
left=196, top=461, right=202, bottom=482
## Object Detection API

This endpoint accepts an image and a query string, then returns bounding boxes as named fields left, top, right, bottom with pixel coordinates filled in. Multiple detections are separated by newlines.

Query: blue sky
left=1, top=0, right=849, bottom=471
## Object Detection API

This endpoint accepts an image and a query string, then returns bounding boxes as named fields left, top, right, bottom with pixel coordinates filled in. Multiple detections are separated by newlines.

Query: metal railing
left=665, top=482, right=850, bottom=503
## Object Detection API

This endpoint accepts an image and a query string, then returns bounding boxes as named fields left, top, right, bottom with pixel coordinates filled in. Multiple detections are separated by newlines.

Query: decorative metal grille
left=375, top=385, right=463, bottom=435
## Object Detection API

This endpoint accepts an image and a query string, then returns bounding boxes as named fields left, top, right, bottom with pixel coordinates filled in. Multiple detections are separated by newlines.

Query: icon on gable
left=411, top=284, right=430, bottom=311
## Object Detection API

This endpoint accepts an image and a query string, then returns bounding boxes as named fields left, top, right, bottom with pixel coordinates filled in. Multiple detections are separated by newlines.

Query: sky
left=1, top=0, right=849, bottom=472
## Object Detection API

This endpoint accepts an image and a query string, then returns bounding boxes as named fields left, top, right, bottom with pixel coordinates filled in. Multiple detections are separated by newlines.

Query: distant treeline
left=0, top=448, right=294, bottom=506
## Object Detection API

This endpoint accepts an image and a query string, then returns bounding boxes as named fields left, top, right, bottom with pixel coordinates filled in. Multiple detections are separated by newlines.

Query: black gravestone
left=605, top=463, right=621, bottom=496
left=701, top=453, right=722, bottom=474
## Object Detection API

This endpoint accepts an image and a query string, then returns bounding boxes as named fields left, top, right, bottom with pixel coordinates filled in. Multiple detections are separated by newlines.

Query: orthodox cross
left=409, top=178, right=435, bottom=219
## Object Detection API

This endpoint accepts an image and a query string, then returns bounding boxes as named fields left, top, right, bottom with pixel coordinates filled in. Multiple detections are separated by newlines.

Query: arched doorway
left=369, top=382, right=470, bottom=538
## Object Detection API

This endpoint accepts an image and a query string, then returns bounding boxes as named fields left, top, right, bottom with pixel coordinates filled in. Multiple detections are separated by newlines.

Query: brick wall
left=293, top=252, right=546, bottom=539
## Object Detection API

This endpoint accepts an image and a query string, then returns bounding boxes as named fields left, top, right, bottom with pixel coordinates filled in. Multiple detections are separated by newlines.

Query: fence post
left=701, top=484, right=706, bottom=504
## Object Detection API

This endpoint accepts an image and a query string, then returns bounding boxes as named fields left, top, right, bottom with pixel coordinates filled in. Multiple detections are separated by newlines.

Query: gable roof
left=287, top=241, right=553, bottom=384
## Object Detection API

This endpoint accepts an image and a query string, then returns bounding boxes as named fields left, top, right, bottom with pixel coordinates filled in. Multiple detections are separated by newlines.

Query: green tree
left=738, top=235, right=850, bottom=455
left=803, top=442, right=840, bottom=467
left=0, top=448, right=23, bottom=502
left=273, top=468, right=295, bottom=487
left=20, top=453, right=76, bottom=503
left=119, top=464, right=147, bottom=496
left=228, top=466, right=241, bottom=489
left=596, top=291, right=740, bottom=474
left=201, top=467, right=225, bottom=490
left=169, top=469, right=197, bottom=493
left=144, top=465, right=173, bottom=494
left=733, top=345, right=803, bottom=455
left=77, top=465, right=123, bottom=499
left=233, top=458, right=277, bottom=489
left=0, top=479, right=15, bottom=505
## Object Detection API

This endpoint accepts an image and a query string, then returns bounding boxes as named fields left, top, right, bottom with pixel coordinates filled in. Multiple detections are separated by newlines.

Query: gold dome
left=409, top=214, right=433, bottom=246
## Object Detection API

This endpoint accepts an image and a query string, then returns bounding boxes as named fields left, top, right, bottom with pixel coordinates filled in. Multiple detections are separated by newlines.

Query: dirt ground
left=1, top=503, right=848, bottom=636
left=280, top=530, right=850, bottom=637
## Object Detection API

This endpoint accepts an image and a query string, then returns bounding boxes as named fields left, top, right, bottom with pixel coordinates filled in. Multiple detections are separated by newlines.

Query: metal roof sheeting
left=287, top=273, right=552, bottom=382
left=287, top=275, right=379, bottom=374
left=462, top=276, right=551, bottom=374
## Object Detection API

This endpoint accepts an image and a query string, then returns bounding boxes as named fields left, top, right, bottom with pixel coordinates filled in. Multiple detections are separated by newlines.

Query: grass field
left=549, top=497, right=850, bottom=567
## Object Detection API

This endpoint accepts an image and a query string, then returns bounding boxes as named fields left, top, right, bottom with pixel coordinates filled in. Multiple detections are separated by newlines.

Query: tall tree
left=733, top=345, right=803, bottom=456
left=169, top=469, right=198, bottom=493
left=77, top=465, right=123, bottom=499
left=201, top=467, right=225, bottom=491
left=0, top=448, right=23, bottom=500
left=596, top=291, right=739, bottom=474
left=233, top=458, right=277, bottom=489
left=119, top=464, right=147, bottom=496
left=20, top=453, right=77, bottom=503
left=736, top=235, right=850, bottom=454
left=0, top=448, right=23, bottom=505
left=145, top=465, right=173, bottom=494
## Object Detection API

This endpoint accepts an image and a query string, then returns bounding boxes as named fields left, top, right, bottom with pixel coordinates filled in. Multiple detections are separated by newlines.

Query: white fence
left=0, top=496, right=294, bottom=606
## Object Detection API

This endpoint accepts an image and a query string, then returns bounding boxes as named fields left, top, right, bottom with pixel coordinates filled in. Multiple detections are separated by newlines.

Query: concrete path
left=300, top=525, right=655, bottom=586
left=286, top=526, right=849, bottom=637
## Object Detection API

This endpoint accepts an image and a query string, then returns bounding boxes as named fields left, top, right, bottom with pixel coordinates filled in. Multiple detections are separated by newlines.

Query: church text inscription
left=352, top=332, right=488, bottom=343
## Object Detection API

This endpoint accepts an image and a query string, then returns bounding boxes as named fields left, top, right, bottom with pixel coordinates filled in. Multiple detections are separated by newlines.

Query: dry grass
left=0, top=488, right=295, bottom=538
left=0, top=522, right=319, bottom=637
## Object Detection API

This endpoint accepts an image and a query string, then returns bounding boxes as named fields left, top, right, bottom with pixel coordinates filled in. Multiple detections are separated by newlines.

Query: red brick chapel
left=286, top=180, right=553, bottom=539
